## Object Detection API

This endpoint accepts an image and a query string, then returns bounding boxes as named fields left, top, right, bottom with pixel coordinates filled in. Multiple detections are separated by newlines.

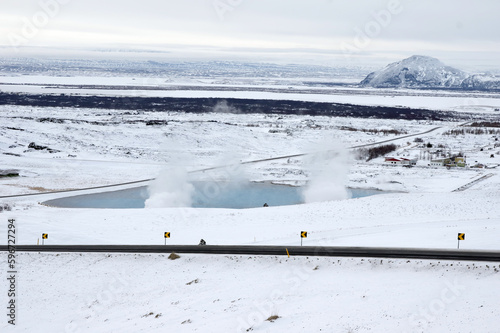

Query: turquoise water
left=43, top=182, right=384, bottom=209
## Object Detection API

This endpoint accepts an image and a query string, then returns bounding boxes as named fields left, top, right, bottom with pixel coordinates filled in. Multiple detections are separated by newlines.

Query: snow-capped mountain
left=460, top=74, right=500, bottom=90
left=360, top=55, right=468, bottom=89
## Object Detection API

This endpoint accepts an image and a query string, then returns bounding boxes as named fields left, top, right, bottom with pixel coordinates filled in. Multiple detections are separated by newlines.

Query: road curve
left=0, top=126, right=442, bottom=199
left=3, top=245, right=500, bottom=262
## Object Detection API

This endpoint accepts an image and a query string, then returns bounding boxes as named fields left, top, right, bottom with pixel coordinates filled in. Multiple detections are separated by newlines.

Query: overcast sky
left=1, top=0, right=499, bottom=69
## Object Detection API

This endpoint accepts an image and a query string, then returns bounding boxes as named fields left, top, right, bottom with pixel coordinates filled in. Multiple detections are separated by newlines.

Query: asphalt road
left=3, top=245, right=500, bottom=262
left=0, top=126, right=442, bottom=199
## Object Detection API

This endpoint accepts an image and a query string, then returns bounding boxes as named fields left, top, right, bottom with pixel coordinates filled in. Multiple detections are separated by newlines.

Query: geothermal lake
left=43, top=182, right=385, bottom=209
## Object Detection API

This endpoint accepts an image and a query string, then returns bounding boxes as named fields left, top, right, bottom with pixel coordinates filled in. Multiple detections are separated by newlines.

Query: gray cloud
left=0, top=0, right=498, bottom=68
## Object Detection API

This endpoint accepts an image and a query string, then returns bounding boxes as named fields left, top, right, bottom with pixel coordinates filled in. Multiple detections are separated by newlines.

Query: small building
left=430, top=158, right=450, bottom=167
left=454, top=157, right=466, bottom=167
left=384, top=157, right=417, bottom=166
left=385, top=157, right=403, bottom=165
left=430, top=157, right=466, bottom=168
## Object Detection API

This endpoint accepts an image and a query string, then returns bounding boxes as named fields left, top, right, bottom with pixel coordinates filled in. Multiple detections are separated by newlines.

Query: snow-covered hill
left=461, top=73, right=500, bottom=90
left=360, top=55, right=468, bottom=89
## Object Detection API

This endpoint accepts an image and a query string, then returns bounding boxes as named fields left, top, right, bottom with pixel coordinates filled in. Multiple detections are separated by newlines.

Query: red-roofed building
left=384, top=157, right=417, bottom=166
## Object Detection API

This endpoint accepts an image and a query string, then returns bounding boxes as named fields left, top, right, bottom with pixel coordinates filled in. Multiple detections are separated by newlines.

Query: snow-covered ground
left=9, top=252, right=500, bottom=333
left=2, top=75, right=500, bottom=113
left=1, top=86, right=500, bottom=332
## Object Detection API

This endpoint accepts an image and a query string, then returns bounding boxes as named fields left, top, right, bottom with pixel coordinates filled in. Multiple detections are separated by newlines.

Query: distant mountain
left=360, top=55, right=468, bottom=89
left=360, top=55, right=500, bottom=91
left=460, top=74, right=500, bottom=90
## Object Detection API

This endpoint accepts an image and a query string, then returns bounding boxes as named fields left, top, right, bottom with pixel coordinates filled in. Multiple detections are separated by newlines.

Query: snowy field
left=1, top=85, right=500, bottom=332
left=2, top=75, right=500, bottom=113
left=9, top=252, right=500, bottom=333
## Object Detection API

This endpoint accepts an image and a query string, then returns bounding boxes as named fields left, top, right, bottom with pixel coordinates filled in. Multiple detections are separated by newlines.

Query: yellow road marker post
left=457, top=233, right=465, bottom=249
left=300, top=231, right=307, bottom=246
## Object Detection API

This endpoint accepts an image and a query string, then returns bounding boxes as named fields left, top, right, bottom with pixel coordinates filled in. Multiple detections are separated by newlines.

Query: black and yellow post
left=457, top=233, right=465, bottom=249
left=164, top=232, right=170, bottom=245
left=300, top=231, right=307, bottom=246
left=42, top=233, right=48, bottom=245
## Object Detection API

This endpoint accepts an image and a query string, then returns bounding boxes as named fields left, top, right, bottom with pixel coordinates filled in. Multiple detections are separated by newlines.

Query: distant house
left=454, top=157, right=466, bottom=167
left=385, top=157, right=402, bottom=165
left=384, top=157, right=417, bottom=166
left=430, top=158, right=449, bottom=167
left=430, top=157, right=466, bottom=168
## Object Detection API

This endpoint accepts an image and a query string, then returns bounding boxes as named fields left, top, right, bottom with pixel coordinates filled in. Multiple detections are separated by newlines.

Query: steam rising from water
left=144, top=149, right=247, bottom=208
left=301, top=143, right=350, bottom=203
left=145, top=167, right=194, bottom=208
left=145, top=135, right=349, bottom=207
left=212, top=100, right=239, bottom=114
